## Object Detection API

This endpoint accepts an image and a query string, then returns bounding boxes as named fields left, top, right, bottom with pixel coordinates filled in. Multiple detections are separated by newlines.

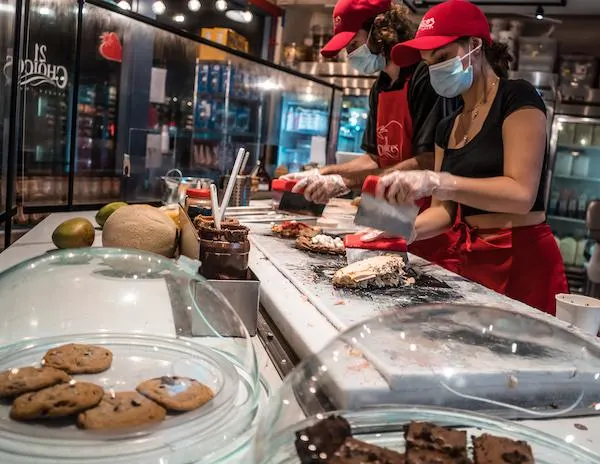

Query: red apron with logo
left=375, top=81, right=460, bottom=273
left=453, top=220, right=568, bottom=315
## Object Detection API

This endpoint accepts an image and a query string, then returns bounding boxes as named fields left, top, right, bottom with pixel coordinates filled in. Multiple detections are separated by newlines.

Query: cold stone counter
left=246, top=222, right=600, bottom=456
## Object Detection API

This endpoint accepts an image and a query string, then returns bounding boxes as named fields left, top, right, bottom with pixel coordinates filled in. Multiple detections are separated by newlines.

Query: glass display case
left=2, top=0, right=341, bottom=242
left=276, top=89, right=332, bottom=173
left=336, top=95, right=369, bottom=154
left=254, top=305, right=600, bottom=464
left=548, top=114, right=600, bottom=292
left=0, top=248, right=262, bottom=463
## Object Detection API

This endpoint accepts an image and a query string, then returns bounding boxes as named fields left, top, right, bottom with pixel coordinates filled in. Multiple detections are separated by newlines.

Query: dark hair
left=457, top=37, right=512, bottom=78
left=483, top=41, right=513, bottom=78
left=361, top=4, right=417, bottom=60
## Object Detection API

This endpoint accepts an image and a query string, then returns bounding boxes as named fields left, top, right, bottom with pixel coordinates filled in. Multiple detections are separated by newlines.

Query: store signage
left=99, top=32, right=122, bottom=63
left=3, top=43, right=68, bottom=89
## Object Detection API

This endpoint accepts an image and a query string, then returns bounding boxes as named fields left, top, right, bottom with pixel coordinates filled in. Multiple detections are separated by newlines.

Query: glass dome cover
left=255, top=304, right=600, bottom=464
left=0, top=248, right=260, bottom=463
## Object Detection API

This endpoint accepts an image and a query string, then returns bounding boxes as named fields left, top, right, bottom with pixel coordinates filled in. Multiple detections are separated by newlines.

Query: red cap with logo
left=320, top=0, right=391, bottom=58
left=391, top=0, right=492, bottom=67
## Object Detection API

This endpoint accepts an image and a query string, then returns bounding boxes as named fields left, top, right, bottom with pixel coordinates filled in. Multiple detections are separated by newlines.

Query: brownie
left=407, top=448, right=471, bottom=464
left=405, top=422, right=468, bottom=459
left=329, top=437, right=406, bottom=464
left=473, top=434, right=534, bottom=464
left=294, top=415, right=352, bottom=463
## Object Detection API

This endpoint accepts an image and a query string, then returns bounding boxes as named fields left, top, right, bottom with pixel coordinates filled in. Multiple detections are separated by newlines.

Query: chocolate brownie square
left=473, top=434, right=534, bottom=464
left=405, top=422, right=468, bottom=459
left=329, top=438, right=406, bottom=464
left=294, top=415, right=352, bottom=463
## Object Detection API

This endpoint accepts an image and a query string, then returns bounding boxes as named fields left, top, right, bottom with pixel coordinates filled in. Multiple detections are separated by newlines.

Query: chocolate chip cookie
left=77, top=391, right=167, bottom=430
left=10, top=381, right=104, bottom=420
left=42, top=343, right=113, bottom=374
left=0, top=366, right=70, bottom=398
left=136, top=376, right=214, bottom=412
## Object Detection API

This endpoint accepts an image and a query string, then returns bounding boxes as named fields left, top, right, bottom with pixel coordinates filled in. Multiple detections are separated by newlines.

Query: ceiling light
left=117, top=0, right=131, bottom=9
left=225, top=9, right=252, bottom=23
left=151, top=0, right=165, bottom=14
left=535, top=5, right=544, bottom=20
left=0, top=4, right=15, bottom=12
left=173, top=13, right=185, bottom=22
left=188, top=0, right=201, bottom=11
left=215, top=0, right=227, bottom=11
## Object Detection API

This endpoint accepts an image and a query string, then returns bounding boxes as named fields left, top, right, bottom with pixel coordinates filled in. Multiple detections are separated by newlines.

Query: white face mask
left=346, top=29, right=385, bottom=75
left=428, top=43, right=481, bottom=98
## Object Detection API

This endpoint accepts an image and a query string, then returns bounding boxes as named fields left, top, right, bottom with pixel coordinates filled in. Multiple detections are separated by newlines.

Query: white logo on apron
left=376, top=120, right=403, bottom=160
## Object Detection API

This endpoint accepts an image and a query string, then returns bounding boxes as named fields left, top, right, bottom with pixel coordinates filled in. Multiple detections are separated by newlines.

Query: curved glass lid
left=0, top=248, right=259, bottom=463
left=255, top=304, right=600, bottom=462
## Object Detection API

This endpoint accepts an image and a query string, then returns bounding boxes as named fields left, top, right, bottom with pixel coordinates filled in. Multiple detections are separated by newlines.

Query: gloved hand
left=358, top=228, right=416, bottom=245
left=292, top=174, right=350, bottom=204
left=279, top=169, right=320, bottom=180
left=375, top=170, right=456, bottom=204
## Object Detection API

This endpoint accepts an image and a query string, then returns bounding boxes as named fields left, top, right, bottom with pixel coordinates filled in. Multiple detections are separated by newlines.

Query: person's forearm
left=320, top=154, right=380, bottom=188
left=382, top=152, right=435, bottom=174
left=439, top=175, right=538, bottom=215
left=414, top=203, right=452, bottom=242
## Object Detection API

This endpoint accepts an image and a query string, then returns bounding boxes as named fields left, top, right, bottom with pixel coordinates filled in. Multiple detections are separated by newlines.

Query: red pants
left=454, top=222, right=568, bottom=315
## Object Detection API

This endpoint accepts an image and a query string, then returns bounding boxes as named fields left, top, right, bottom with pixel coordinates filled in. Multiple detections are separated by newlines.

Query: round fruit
left=95, top=202, right=127, bottom=227
left=52, top=218, right=96, bottom=249
left=102, top=205, right=177, bottom=258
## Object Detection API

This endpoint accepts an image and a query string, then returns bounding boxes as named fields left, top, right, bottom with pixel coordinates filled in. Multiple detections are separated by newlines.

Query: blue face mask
left=429, top=44, right=481, bottom=98
left=347, top=43, right=385, bottom=75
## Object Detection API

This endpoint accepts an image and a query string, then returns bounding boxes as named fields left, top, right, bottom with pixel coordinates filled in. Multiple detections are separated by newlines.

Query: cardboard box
left=197, top=28, right=249, bottom=61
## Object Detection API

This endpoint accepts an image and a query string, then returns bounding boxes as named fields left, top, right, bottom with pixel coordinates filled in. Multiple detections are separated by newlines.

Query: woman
left=374, top=0, right=567, bottom=315
left=285, top=0, right=461, bottom=270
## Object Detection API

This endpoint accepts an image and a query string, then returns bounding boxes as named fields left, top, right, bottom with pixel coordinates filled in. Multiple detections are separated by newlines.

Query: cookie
left=136, top=376, right=214, bottom=412
left=10, top=381, right=104, bottom=420
left=42, top=343, right=113, bottom=374
left=0, top=366, right=71, bottom=398
left=77, top=391, right=167, bottom=430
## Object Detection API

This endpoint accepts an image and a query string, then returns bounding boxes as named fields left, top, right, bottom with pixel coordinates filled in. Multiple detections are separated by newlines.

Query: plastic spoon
left=210, top=184, right=221, bottom=230
left=219, top=147, right=246, bottom=223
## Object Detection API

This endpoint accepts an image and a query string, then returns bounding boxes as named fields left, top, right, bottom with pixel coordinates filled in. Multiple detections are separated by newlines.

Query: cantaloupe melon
left=102, top=205, right=177, bottom=258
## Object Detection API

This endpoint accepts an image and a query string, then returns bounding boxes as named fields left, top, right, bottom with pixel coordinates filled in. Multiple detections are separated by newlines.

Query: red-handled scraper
left=353, top=175, right=421, bottom=238
left=344, top=233, right=408, bottom=265
left=272, top=179, right=326, bottom=217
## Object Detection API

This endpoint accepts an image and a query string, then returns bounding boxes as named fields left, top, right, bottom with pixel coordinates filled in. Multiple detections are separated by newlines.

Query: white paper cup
left=556, top=293, right=600, bottom=335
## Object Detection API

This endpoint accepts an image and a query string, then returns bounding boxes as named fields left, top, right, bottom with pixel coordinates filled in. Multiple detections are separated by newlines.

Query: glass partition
left=0, top=0, right=338, bottom=234
left=73, top=2, right=337, bottom=203
left=0, top=0, right=18, bottom=239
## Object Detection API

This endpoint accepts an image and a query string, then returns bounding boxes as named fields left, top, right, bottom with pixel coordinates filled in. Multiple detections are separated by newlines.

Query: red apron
left=375, top=81, right=460, bottom=273
left=453, top=220, right=568, bottom=315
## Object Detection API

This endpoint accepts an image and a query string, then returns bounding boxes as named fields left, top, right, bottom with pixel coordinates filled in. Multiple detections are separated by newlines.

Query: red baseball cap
left=320, top=0, right=391, bottom=58
left=391, top=0, right=492, bottom=67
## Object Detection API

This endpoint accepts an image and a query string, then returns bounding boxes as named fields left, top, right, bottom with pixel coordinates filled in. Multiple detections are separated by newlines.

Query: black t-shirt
left=361, top=62, right=457, bottom=158
left=437, top=78, right=548, bottom=217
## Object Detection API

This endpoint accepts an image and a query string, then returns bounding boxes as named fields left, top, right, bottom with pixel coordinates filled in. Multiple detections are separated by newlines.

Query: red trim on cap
left=320, top=31, right=357, bottom=58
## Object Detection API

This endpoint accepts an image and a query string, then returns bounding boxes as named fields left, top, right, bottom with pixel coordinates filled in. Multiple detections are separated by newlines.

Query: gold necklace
left=459, top=78, right=499, bottom=145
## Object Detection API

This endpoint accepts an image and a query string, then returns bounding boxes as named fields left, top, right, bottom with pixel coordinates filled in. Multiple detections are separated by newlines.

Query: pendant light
left=151, top=0, right=166, bottom=14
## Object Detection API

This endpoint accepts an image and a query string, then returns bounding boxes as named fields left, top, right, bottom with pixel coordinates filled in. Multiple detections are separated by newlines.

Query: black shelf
left=195, top=92, right=261, bottom=105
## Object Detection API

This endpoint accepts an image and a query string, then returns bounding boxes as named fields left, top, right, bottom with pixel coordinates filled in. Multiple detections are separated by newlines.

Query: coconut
left=102, top=205, right=177, bottom=258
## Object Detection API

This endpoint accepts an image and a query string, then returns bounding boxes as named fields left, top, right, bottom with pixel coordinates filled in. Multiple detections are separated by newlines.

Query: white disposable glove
left=358, top=228, right=416, bottom=245
left=375, top=170, right=456, bottom=205
left=280, top=169, right=320, bottom=180
left=292, top=174, right=350, bottom=204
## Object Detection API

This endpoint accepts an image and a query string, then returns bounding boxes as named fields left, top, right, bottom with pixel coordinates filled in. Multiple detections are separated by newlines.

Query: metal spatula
left=272, top=179, right=326, bottom=217
left=354, top=175, right=420, bottom=238
left=344, top=233, right=408, bottom=265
